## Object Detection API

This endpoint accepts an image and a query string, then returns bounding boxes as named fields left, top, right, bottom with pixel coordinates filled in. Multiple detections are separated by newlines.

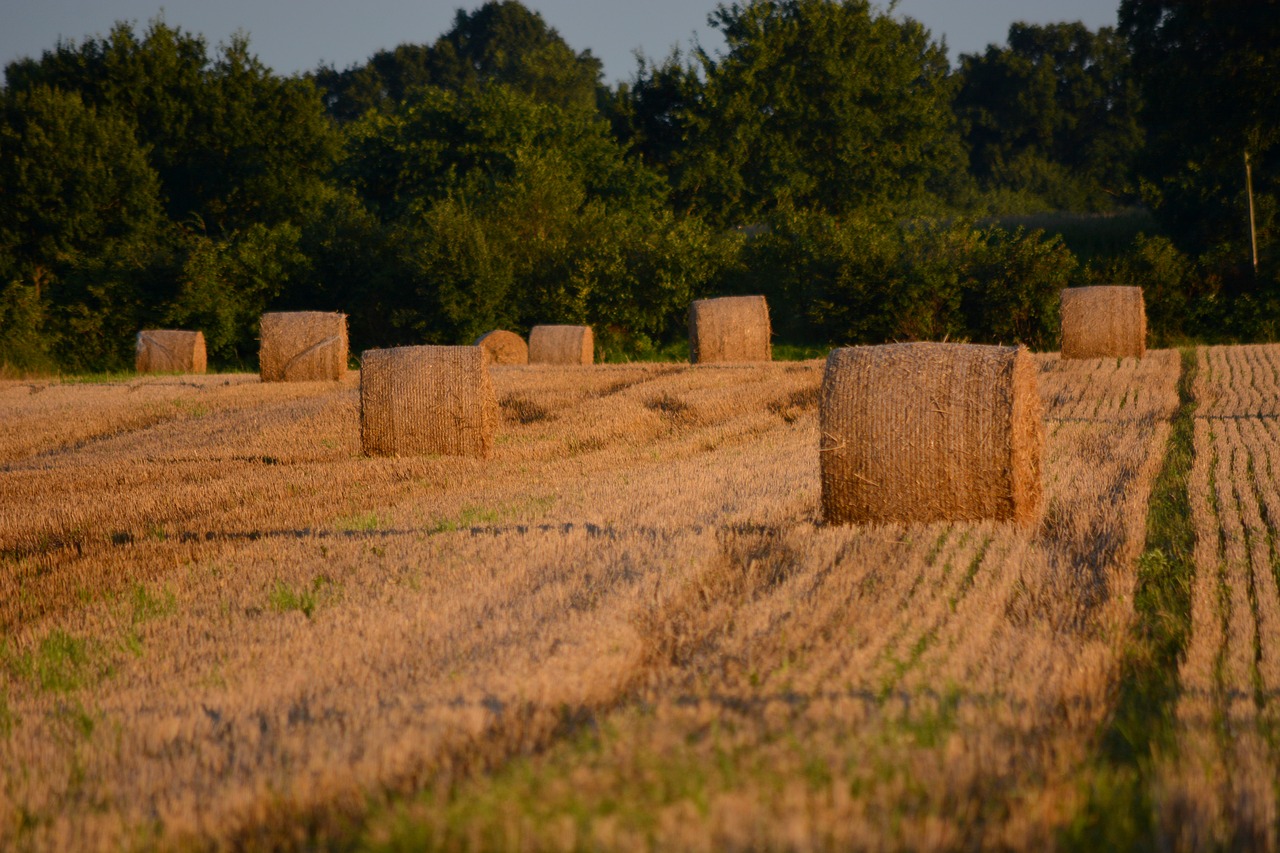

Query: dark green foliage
left=723, top=208, right=1074, bottom=349
left=677, top=0, right=968, bottom=224
left=312, top=0, right=602, bottom=122
left=955, top=23, right=1143, bottom=212
left=4, top=19, right=341, bottom=236
left=1121, top=1, right=1280, bottom=259
left=165, top=223, right=307, bottom=364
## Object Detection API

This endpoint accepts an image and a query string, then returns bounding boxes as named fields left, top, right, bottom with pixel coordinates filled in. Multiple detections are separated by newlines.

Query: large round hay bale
left=259, top=311, right=348, bottom=382
left=820, top=342, right=1043, bottom=526
left=135, top=330, right=206, bottom=374
left=360, top=345, right=497, bottom=458
left=688, top=295, right=772, bottom=363
left=475, top=330, right=528, bottom=365
left=1060, top=286, right=1146, bottom=359
left=528, top=325, right=593, bottom=365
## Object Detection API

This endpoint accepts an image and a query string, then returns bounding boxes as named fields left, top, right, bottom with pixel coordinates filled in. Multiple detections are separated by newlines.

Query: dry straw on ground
left=259, top=312, right=348, bottom=382
left=360, top=344, right=497, bottom=458
left=688, top=295, right=772, bottom=363
left=474, top=330, right=528, bottom=365
left=819, top=342, right=1043, bottom=526
left=528, top=325, right=593, bottom=365
left=135, top=330, right=206, bottom=374
left=1060, top=286, right=1146, bottom=359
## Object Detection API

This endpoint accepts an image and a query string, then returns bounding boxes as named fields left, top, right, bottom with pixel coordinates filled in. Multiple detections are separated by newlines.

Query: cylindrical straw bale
left=259, top=311, right=348, bottom=382
left=820, top=342, right=1043, bottom=526
left=1060, top=286, right=1146, bottom=359
left=360, top=345, right=497, bottom=458
left=475, top=330, right=528, bottom=365
left=135, top=330, right=206, bottom=374
left=528, top=325, right=593, bottom=365
left=688, top=295, right=772, bottom=363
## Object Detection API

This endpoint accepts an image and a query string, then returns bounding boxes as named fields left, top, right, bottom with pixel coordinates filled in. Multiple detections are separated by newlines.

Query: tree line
left=0, top=0, right=1275, bottom=373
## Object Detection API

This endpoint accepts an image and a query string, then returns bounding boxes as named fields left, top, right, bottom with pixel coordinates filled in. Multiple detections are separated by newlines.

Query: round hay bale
left=259, top=311, right=348, bottom=382
left=1060, top=286, right=1146, bottom=359
left=360, top=345, right=497, bottom=458
left=475, top=330, right=528, bottom=365
left=528, top=325, right=593, bottom=365
left=135, top=330, right=207, bottom=374
left=688, top=295, right=772, bottom=363
left=820, top=342, right=1043, bottom=526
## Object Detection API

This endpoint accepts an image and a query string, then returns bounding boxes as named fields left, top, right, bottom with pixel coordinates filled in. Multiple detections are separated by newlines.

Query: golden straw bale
left=528, top=325, right=594, bottom=365
left=259, top=312, right=348, bottom=382
left=820, top=342, right=1043, bottom=526
left=688, top=295, right=772, bottom=363
left=474, top=330, right=529, bottom=365
left=1060, top=286, right=1146, bottom=359
left=135, top=330, right=207, bottom=374
left=360, top=345, right=498, bottom=458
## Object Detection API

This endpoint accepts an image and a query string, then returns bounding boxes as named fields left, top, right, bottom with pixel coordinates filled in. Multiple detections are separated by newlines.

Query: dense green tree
left=340, top=83, right=663, bottom=222
left=955, top=22, right=1143, bottom=211
left=605, top=49, right=705, bottom=188
left=1120, top=0, right=1279, bottom=258
left=312, top=1, right=601, bottom=122
left=675, top=0, right=967, bottom=224
left=0, top=85, right=165, bottom=369
left=5, top=19, right=340, bottom=235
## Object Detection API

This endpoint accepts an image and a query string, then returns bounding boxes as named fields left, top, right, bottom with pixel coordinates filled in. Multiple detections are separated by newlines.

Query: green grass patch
left=1062, top=347, right=1197, bottom=851
left=268, top=575, right=338, bottom=619
left=336, top=511, right=383, bottom=533
left=429, top=504, right=504, bottom=533
left=3, top=629, right=106, bottom=694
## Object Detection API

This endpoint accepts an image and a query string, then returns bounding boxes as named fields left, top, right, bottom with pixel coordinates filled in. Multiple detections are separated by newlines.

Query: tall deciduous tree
left=312, top=0, right=602, bottom=122
left=955, top=22, right=1143, bottom=211
left=675, top=0, right=967, bottom=224
left=1120, top=0, right=1279, bottom=257
left=5, top=19, right=340, bottom=235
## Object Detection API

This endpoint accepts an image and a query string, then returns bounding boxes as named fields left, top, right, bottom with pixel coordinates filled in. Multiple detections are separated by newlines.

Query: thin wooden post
left=1246, top=149, right=1259, bottom=275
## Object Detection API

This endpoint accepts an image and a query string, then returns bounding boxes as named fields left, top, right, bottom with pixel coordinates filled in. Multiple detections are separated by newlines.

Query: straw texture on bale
left=1060, top=286, right=1146, bottom=359
left=474, top=330, right=528, bottom=365
left=135, top=330, right=206, bottom=374
left=820, top=342, right=1043, bottom=526
left=528, top=325, right=594, bottom=365
left=360, top=345, right=498, bottom=458
left=259, top=312, right=348, bottom=382
left=688, top=295, right=772, bottom=363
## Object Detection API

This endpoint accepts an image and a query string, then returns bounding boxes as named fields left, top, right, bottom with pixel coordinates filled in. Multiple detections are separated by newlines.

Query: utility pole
left=1246, top=149, right=1259, bottom=275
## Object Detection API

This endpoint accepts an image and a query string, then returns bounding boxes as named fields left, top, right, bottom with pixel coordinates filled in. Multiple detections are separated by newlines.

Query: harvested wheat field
left=3, top=346, right=1275, bottom=850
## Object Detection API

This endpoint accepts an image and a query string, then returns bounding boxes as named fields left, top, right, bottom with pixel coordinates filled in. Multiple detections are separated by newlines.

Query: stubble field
left=1, top=346, right=1277, bottom=850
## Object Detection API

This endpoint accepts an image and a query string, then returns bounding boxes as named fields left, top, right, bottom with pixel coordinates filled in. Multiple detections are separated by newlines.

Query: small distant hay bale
left=259, top=312, right=348, bottom=382
left=528, top=325, right=593, bottom=365
left=475, top=330, right=528, bottom=365
left=1060, top=286, right=1146, bottom=359
left=820, top=342, right=1043, bottom=526
left=688, top=295, right=772, bottom=363
left=135, top=330, right=206, bottom=374
left=360, top=345, right=497, bottom=458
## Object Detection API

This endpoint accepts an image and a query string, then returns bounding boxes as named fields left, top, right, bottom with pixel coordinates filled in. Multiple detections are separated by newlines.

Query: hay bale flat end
left=259, top=312, right=348, bottom=382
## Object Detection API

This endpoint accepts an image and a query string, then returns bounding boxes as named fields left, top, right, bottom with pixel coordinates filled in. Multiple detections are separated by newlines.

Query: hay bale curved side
left=1060, top=286, right=1146, bottom=359
left=475, top=330, right=529, bottom=365
left=360, top=345, right=497, bottom=458
left=136, top=330, right=207, bottom=374
left=259, top=312, right=348, bottom=382
left=688, top=295, right=772, bottom=364
left=820, top=342, right=1043, bottom=526
left=528, top=325, right=593, bottom=365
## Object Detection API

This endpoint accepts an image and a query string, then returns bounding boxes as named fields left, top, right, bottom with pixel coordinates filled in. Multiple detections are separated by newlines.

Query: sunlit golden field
left=2, top=348, right=1278, bottom=850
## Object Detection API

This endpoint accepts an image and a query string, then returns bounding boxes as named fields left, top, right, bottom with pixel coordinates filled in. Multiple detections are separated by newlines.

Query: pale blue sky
left=1, top=0, right=1120, bottom=83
